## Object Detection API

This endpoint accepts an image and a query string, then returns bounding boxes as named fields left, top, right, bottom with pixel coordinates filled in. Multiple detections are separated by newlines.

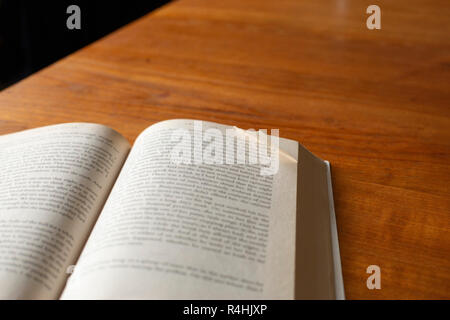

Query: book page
left=0, top=123, right=130, bottom=299
left=61, top=119, right=298, bottom=299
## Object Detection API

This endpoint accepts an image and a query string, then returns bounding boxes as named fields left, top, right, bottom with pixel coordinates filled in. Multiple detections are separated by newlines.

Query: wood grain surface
left=0, top=0, right=449, bottom=299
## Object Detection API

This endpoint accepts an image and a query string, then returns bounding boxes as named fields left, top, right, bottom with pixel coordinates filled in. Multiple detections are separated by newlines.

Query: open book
left=0, top=119, right=344, bottom=299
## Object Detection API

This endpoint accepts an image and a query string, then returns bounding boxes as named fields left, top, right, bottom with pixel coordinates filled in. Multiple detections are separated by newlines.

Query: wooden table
left=0, top=0, right=449, bottom=299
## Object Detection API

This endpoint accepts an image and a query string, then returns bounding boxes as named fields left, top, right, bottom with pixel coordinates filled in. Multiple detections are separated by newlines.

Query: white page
left=62, top=119, right=298, bottom=299
left=0, top=123, right=130, bottom=299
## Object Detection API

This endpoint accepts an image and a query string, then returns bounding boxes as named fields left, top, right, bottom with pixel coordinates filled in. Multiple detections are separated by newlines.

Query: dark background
left=0, top=0, right=171, bottom=90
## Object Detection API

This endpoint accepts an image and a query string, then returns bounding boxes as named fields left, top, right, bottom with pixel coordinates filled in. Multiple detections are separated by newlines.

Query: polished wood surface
left=0, top=0, right=449, bottom=299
